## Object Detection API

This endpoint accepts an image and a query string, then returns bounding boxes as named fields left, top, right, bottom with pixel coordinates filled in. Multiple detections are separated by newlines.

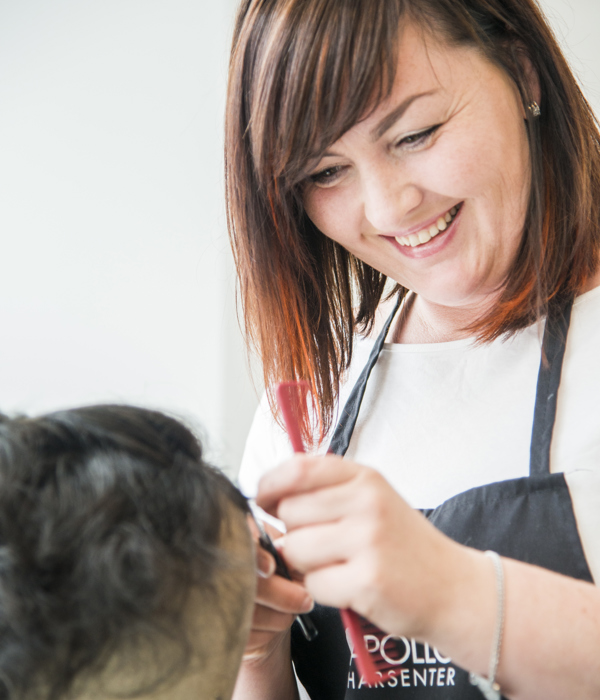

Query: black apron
left=291, top=297, right=594, bottom=699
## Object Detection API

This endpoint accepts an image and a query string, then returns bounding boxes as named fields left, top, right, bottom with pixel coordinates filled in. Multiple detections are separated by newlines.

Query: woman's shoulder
left=574, top=273, right=600, bottom=309
left=570, top=276, right=600, bottom=341
left=577, top=266, right=600, bottom=297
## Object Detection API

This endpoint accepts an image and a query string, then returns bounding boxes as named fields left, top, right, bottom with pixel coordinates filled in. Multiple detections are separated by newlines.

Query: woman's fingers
left=303, top=562, right=358, bottom=611
left=280, top=520, right=360, bottom=572
left=276, top=477, right=367, bottom=528
left=256, top=568, right=314, bottom=613
left=241, top=513, right=316, bottom=663
left=242, top=550, right=314, bottom=663
left=256, top=546, right=276, bottom=578
left=257, top=453, right=360, bottom=515
left=244, top=602, right=295, bottom=660
left=252, top=603, right=296, bottom=633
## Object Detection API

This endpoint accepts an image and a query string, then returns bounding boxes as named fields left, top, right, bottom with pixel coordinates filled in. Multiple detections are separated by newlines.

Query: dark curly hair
left=0, top=405, right=252, bottom=700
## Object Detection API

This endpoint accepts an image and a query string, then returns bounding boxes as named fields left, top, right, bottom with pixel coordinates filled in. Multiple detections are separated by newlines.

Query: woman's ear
left=513, top=44, right=542, bottom=119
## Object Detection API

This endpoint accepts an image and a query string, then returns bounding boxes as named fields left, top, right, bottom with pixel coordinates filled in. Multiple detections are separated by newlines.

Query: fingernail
left=300, top=594, right=314, bottom=613
left=257, top=549, right=276, bottom=578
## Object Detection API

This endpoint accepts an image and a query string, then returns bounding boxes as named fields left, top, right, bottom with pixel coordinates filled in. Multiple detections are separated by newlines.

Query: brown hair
left=225, top=0, right=600, bottom=442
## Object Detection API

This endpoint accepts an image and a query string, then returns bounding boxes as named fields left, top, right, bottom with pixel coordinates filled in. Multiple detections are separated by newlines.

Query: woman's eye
left=308, top=165, right=346, bottom=188
left=396, top=124, right=441, bottom=149
left=306, top=125, right=441, bottom=188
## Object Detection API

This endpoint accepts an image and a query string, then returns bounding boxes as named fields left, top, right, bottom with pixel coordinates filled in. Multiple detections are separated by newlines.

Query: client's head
left=0, top=405, right=255, bottom=700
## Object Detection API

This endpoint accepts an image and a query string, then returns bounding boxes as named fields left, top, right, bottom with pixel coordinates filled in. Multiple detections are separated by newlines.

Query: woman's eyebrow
left=371, top=90, right=439, bottom=140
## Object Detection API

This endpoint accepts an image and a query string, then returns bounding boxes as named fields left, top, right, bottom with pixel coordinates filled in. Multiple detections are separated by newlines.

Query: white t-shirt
left=240, top=285, right=600, bottom=583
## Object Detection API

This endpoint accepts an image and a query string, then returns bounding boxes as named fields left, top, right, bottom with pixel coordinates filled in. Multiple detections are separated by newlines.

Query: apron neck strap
left=328, top=294, right=403, bottom=457
left=529, top=296, right=574, bottom=477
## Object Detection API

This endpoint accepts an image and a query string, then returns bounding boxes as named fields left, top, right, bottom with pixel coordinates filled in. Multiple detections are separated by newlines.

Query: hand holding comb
left=275, top=381, right=380, bottom=687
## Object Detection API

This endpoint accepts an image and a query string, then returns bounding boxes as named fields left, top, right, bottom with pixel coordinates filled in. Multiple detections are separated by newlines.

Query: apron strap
left=329, top=293, right=574, bottom=473
left=529, top=297, right=574, bottom=477
left=329, top=295, right=402, bottom=457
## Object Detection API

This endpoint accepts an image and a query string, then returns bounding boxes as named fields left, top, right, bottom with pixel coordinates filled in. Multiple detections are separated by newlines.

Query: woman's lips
left=386, top=204, right=463, bottom=259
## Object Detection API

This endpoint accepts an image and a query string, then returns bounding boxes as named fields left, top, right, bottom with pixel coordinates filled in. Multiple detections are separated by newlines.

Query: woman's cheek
left=303, top=184, right=363, bottom=246
left=416, top=138, right=486, bottom=201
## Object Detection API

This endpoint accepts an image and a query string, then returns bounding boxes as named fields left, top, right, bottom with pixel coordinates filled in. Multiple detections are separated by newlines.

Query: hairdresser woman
left=226, top=1, right=600, bottom=698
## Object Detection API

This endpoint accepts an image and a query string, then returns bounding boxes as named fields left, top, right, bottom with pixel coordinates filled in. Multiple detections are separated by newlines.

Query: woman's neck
left=390, top=267, right=600, bottom=345
left=392, top=294, right=483, bottom=344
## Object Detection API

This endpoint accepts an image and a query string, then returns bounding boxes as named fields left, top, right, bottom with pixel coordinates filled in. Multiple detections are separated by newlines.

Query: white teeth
left=395, top=205, right=460, bottom=249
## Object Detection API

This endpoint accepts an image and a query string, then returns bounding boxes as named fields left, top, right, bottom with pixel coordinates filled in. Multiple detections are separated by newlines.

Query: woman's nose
left=361, top=165, right=422, bottom=233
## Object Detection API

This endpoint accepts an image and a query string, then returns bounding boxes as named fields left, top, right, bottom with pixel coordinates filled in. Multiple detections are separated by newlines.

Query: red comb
left=275, top=382, right=309, bottom=453
left=275, top=381, right=380, bottom=687
left=340, top=610, right=381, bottom=686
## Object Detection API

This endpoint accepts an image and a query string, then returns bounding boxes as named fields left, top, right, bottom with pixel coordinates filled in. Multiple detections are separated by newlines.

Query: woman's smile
left=387, top=203, right=463, bottom=259
left=303, top=22, right=532, bottom=313
left=393, top=203, right=461, bottom=248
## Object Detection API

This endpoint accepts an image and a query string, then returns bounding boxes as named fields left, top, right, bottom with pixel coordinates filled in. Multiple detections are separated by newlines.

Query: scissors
left=253, top=509, right=318, bottom=642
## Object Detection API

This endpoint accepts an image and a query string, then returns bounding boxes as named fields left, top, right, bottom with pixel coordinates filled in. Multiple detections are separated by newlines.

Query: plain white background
left=0, top=0, right=598, bottom=476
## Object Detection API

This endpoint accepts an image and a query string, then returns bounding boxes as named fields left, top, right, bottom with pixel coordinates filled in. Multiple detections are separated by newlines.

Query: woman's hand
left=256, top=453, right=480, bottom=643
left=244, top=518, right=315, bottom=663
left=256, top=455, right=600, bottom=699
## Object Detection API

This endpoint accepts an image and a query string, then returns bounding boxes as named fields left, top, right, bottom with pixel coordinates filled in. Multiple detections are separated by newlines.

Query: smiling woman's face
left=303, top=23, right=533, bottom=313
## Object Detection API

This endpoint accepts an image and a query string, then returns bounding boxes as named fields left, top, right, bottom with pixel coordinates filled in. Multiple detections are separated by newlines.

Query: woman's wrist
left=420, top=541, right=499, bottom=680
left=469, top=552, right=504, bottom=699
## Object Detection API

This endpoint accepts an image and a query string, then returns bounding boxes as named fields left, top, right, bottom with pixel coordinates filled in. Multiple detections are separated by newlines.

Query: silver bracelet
left=469, top=550, right=504, bottom=700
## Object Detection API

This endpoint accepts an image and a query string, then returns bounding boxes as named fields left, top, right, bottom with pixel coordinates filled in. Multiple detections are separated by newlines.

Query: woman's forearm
left=501, top=558, right=600, bottom=699
left=232, top=631, right=299, bottom=700
left=430, top=545, right=600, bottom=700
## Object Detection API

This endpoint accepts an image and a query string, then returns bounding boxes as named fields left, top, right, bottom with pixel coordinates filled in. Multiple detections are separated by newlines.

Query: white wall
left=0, top=0, right=597, bottom=477
left=540, top=0, right=600, bottom=115
left=0, top=0, right=258, bottom=475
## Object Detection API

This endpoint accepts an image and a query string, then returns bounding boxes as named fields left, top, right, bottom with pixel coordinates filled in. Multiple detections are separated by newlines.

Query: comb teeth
left=341, top=609, right=380, bottom=686
left=345, top=614, right=406, bottom=681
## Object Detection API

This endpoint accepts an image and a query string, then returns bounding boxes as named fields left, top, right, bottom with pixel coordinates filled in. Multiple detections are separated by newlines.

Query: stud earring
left=528, top=101, right=541, bottom=118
